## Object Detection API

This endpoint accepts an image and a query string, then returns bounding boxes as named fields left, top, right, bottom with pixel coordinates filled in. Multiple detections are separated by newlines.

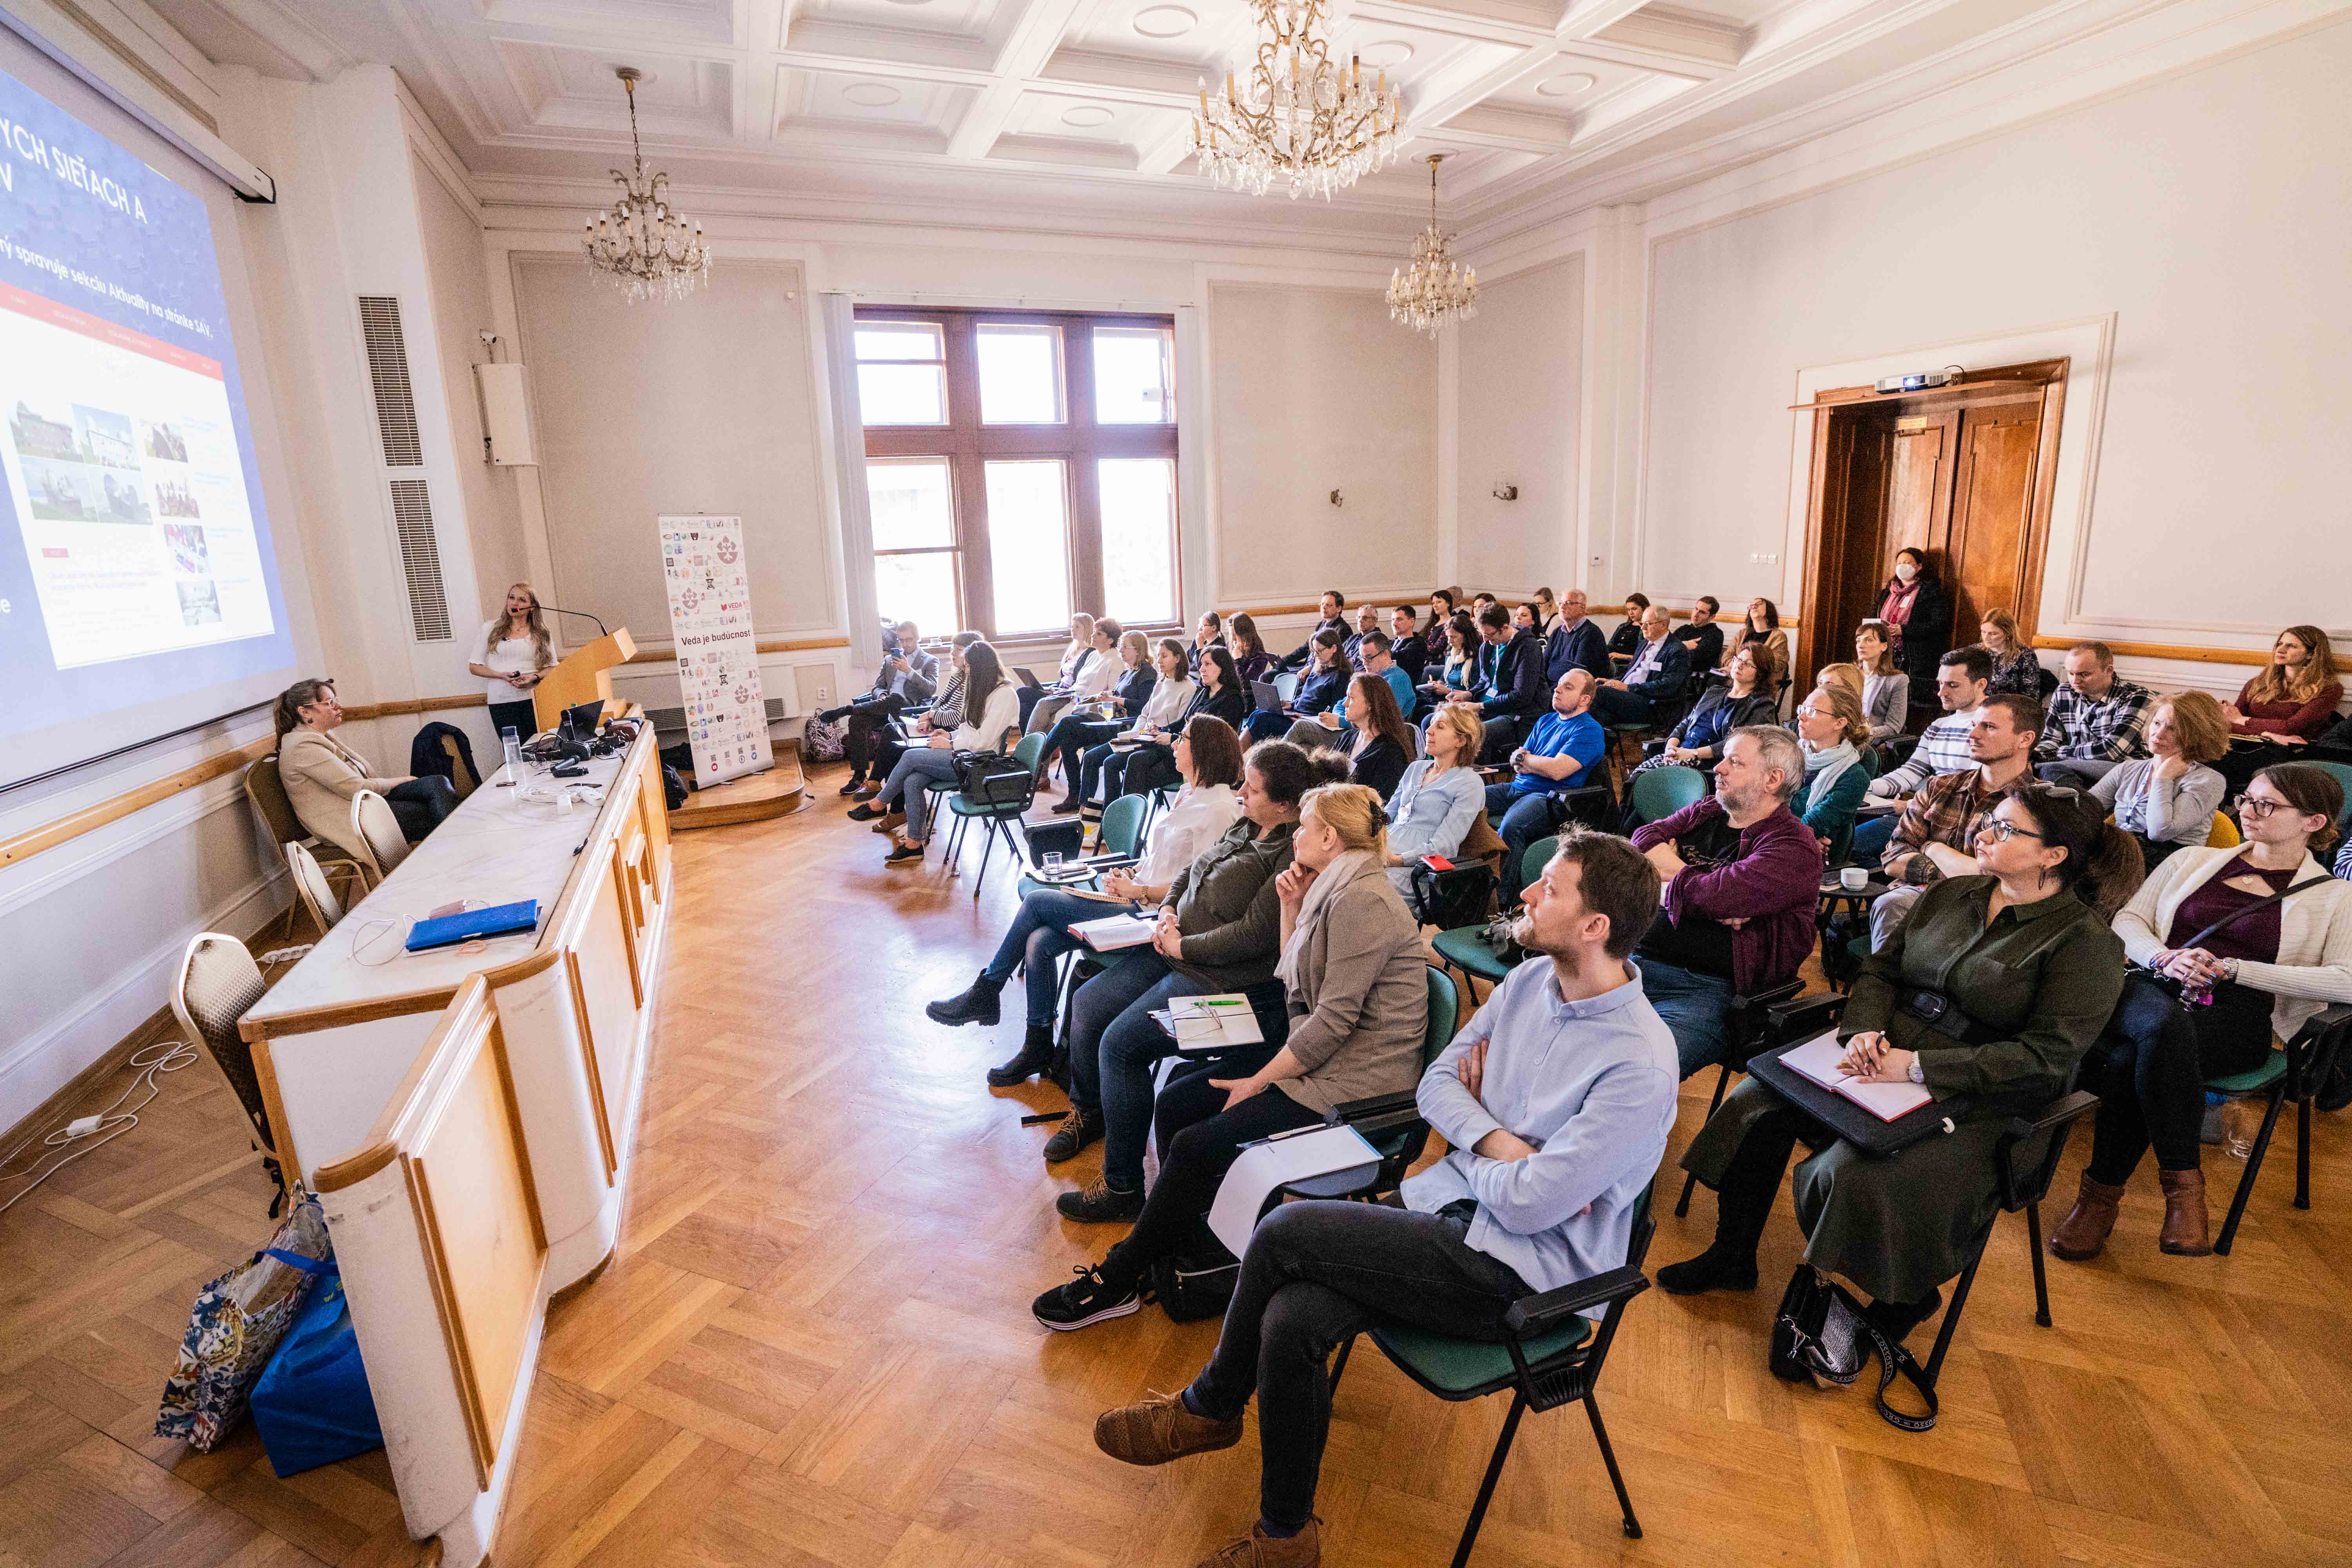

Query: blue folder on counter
left=404, top=899, right=540, bottom=953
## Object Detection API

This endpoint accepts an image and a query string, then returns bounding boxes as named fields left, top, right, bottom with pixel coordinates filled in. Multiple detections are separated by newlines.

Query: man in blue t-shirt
left=1486, top=669, right=1609, bottom=903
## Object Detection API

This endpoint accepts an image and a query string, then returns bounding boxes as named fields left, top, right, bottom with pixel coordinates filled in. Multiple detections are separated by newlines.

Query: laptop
left=1013, top=666, right=1045, bottom=690
left=1250, top=679, right=1281, bottom=715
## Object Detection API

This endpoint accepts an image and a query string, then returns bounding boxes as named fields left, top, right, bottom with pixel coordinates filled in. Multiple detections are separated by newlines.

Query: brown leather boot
left=2158, top=1167, right=2212, bottom=1256
left=2047, top=1172, right=2126, bottom=1261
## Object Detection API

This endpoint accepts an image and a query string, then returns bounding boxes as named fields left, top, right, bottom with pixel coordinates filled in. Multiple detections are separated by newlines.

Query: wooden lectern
left=532, top=627, right=636, bottom=733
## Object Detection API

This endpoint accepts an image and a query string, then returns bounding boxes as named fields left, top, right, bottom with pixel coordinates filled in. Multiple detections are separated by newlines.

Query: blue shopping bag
left=247, top=1265, right=382, bottom=1477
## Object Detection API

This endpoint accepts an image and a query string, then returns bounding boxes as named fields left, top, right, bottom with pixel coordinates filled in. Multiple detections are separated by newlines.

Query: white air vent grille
left=357, top=296, right=423, bottom=467
left=388, top=479, right=451, bottom=641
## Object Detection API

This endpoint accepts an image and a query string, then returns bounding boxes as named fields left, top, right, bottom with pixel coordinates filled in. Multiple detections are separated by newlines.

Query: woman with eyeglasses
left=1793, top=683, right=1873, bottom=854
left=2054, top=764, right=2352, bottom=1259
left=1666, top=785, right=2137, bottom=1359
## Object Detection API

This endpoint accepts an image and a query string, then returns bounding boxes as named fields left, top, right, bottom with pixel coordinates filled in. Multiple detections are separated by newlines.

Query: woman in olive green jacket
left=1664, top=786, right=2138, bottom=1346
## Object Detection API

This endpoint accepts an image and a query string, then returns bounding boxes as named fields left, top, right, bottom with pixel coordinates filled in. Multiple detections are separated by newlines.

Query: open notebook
left=1779, top=1030, right=1933, bottom=1122
left=1070, top=912, right=1157, bottom=950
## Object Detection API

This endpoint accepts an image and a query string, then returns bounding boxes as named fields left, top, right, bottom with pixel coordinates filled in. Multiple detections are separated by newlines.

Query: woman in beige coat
left=1033, top=781, right=1430, bottom=1331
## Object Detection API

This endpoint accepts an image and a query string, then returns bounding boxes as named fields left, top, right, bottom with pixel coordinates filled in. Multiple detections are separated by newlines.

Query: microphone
left=539, top=605, right=609, bottom=637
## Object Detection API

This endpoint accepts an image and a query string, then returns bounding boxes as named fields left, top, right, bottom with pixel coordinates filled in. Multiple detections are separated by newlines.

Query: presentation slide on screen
left=0, top=62, right=293, bottom=782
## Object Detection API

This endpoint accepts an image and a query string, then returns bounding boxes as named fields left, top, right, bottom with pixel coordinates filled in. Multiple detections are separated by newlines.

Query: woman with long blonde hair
left=1029, top=777, right=1429, bottom=1335
left=471, top=582, right=555, bottom=739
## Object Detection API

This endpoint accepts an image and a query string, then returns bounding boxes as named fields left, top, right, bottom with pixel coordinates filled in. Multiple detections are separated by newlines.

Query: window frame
left=855, top=306, right=1180, bottom=642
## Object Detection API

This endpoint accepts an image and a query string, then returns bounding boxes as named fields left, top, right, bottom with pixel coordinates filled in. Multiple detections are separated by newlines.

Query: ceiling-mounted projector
left=1876, top=365, right=1964, bottom=394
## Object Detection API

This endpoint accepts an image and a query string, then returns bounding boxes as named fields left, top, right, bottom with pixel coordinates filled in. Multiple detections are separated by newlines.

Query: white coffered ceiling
left=149, top=0, right=2177, bottom=237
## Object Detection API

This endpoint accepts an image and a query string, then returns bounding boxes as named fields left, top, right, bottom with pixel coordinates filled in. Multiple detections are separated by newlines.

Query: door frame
left=1793, top=358, right=2069, bottom=683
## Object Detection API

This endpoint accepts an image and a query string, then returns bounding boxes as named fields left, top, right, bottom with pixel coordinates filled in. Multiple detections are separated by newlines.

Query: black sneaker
left=847, top=802, right=886, bottom=821
left=884, top=840, right=927, bottom=865
left=1056, top=1177, right=1144, bottom=1224
left=1033, top=1263, right=1141, bottom=1332
left=926, top=972, right=1004, bottom=1027
left=836, top=775, right=867, bottom=797
left=1042, top=1106, right=1103, bottom=1163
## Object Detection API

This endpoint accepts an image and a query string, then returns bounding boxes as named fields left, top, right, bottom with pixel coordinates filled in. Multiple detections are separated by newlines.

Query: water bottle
left=499, top=726, right=523, bottom=786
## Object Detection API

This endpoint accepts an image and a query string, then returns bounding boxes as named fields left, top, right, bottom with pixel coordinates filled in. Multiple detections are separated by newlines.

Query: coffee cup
left=1840, top=866, right=1869, bottom=891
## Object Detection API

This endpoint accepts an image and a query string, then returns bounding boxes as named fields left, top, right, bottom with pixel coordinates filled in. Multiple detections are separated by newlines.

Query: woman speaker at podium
left=471, top=582, right=555, bottom=739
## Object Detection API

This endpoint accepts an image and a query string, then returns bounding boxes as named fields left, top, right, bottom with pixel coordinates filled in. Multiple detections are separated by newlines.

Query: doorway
left=1794, top=358, right=2069, bottom=714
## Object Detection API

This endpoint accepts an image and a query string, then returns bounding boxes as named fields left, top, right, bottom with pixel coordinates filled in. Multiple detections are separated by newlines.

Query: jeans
left=2085, top=975, right=2275, bottom=1182
left=843, top=694, right=907, bottom=779
left=1096, top=1051, right=1308, bottom=1283
left=2037, top=757, right=2120, bottom=788
left=1633, top=956, right=1737, bottom=1078
left=1590, top=686, right=1656, bottom=726
left=981, top=888, right=1139, bottom=1028
left=1242, top=710, right=1294, bottom=744
left=877, top=746, right=962, bottom=840
left=1078, top=742, right=1162, bottom=808
left=1185, top=1201, right=1531, bottom=1532
left=1044, top=715, right=1120, bottom=792
left=1486, top=785, right=1562, bottom=904
left=386, top=775, right=458, bottom=842
left=1849, top=813, right=1897, bottom=864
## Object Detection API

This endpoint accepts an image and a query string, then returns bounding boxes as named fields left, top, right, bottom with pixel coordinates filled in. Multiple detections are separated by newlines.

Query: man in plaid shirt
left=1851, top=646, right=1993, bottom=864
left=2036, top=641, right=2153, bottom=787
left=1870, top=694, right=2042, bottom=947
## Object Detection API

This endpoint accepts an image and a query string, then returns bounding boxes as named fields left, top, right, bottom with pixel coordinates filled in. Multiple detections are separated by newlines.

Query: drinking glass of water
left=1042, top=852, right=1064, bottom=878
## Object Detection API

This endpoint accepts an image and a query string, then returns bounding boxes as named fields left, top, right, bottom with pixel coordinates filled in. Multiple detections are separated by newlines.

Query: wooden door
left=1943, top=403, right=2043, bottom=643
left=1883, top=421, right=1949, bottom=564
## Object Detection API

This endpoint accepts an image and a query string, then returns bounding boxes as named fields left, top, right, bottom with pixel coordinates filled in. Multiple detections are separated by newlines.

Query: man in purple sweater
left=1628, top=727, right=1824, bottom=1076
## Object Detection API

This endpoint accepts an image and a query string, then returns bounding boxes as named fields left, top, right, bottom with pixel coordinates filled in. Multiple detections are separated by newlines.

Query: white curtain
left=820, top=292, right=882, bottom=665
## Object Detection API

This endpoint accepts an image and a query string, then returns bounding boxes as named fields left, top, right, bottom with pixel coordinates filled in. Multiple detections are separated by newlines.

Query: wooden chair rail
left=2029, top=634, right=2352, bottom=673
left=0, top=696, right=488, bottom=873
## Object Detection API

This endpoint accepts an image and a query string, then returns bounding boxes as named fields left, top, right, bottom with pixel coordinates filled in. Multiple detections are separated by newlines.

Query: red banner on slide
left=0, top=278, right=224, bottom=380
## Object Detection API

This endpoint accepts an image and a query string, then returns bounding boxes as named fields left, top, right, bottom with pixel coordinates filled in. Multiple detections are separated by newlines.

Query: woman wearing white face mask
left=1871, top=548, right=1953, bottom=701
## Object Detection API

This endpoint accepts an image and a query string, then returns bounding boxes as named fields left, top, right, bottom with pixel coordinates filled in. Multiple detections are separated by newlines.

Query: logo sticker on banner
left=657, top=514, right=772, bottom=786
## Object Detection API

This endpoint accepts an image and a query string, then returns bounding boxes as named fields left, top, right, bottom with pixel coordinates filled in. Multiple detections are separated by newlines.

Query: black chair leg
left=1584, top=1391, right=1642, bottom=1540
left=972, top=818, right=1003, bottom=897
left=1922, top=1251, right=1982, bottom=1387
left=2216, top=1082, right=2289, bottom=1256
left=1328, top=1334, right=1356, bottom=1396
left=1676, top=1062, right=1733, bottom=1218
left=2025, top=1200, right=2053, bottom=1328
left=1452, top=1390, right=1527, bottom=1568
left=2295, top=1095, right=2312, bottom=1210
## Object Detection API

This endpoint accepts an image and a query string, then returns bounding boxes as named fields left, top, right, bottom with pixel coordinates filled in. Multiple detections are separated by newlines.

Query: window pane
left=1094, top=327, right=1174, bottom=424
left=857, top=363, right=946, bottom=425
left=984, top=460, right=1071, bottom=634
left=855, top=323, right=942, bottom=361
left=865, top=459, right=955, bottom=550
left=976, top=325, right=1064, bottom=424
left=874, top=552, right=960, bottom=637
left=1098, top=459, right=1177, bottom=624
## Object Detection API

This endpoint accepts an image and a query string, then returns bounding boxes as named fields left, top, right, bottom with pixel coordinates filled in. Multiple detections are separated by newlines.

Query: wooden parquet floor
left=6, top=757, right=2351, bottom=1567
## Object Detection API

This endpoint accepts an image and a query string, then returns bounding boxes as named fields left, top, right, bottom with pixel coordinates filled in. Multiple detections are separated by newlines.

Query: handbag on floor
left=1770, top=1265, right=1938, bottom=1431
left=247, top=1264, right=382, bottom=1476
left=156, top=1191, right=332, bottom=1450
left=1148, top=1243, right=1240, bottom=1321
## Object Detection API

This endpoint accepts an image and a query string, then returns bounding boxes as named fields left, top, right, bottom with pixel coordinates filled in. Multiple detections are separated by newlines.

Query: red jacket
left=1632, top=798, right=1823, bottom=995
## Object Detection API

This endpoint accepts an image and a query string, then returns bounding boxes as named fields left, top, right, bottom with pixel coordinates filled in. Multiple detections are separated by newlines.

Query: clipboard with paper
left=1167, top=995, right=1265, bottom=1051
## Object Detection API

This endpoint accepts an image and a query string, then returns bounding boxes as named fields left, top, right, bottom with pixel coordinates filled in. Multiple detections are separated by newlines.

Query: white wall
left=1633, top=20, right=2352, bottom=675
left=1208, top=283, right=1437, bottom=604
left=1455, top=258, right=1581, bottom=597
left=412, top=146, right=526, bottom=626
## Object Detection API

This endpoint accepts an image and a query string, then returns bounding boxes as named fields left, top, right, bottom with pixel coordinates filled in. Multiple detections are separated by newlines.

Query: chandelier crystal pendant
left=1192, top=0, right=1403, bottom=199
left=582, top=67, right=711, bottom=305
left=1387, top=153, right=1477, bottom=336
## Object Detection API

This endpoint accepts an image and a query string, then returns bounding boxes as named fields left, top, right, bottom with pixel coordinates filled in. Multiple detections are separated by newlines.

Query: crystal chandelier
left=1192, top=0, right=1403, bottom=200
left=1387, top=154, right=1477, bottom=336
left=582, top=67, right=711, bottom=305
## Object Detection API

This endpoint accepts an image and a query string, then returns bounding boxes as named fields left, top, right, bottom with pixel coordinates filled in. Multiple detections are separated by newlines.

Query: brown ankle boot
left=2047, top=1172, right=2126, bottom=1261
left=2158, top=1167, right=2212, bottom=1256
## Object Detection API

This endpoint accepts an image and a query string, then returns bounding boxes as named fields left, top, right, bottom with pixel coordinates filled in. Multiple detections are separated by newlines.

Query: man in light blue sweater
left=1089, top=831, right=1679, bottom=1568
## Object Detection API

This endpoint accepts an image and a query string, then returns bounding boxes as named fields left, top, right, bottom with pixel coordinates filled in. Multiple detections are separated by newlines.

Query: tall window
left=855, top=307, right=1179, bottom=639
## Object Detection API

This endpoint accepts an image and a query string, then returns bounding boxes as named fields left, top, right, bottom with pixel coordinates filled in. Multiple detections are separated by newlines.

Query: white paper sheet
left=1207, top=1125, right=1382, bottom=1258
